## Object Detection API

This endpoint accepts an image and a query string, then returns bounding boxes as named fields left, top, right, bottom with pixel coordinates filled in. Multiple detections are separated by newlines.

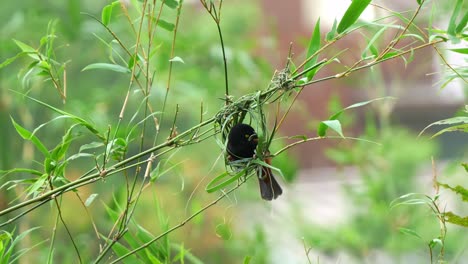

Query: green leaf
left=158, top=19, right=175, bottom=31
left=401, top=33, right=425, bottom=43
left=127, top=54, right=139, bottom=69
left=82, top=63, right=131, bottom=73
left=150, top=162, right=162, bottom=182
left=438, top=182, right=468, bottom=202
left=100, top=235, right=140, bottom=263
left=26, top=174, right=48, bottom=197
left=444, top=212, right=468, bottom=227
left=447, top=0, right=463, bottom=36
left=10, top=116, right=50, bottom=158
left=12, top=39, right=38, bottom=58
left=85, top=193, right=98, bottom=207
left=431, top=123, right=468, bottom=138
left=51, top=125, right=77, bottom=161
left=304, top=18, right=321, bottom=80
left=399, top=227, right=422, bottom=239
left=429, top=238, right=443, bottom=248
left=66, top=153, right=94, bottom=162
left=44, top=157, right=56, bottom=174
left=205, top=169, right=246, bottom=193
left=361, top=25, right=389, bottom=59
left=0, top=168, right=43, bottom=179
left=344, top=97, right=392, bottom=111
left=169, top=56, right=184, bottom=63
left=102, top=1, right=120, bottom=26
left=101, top=4, right=112, bottom=26
left=419, top=116, right=468, bottom=137
left=11, top=91, right=105, bottom=140
left=79, top=142, right=104, bottom=152
left=319, top=120, right=344, bottom=137
left=448, top=48, right=468, bottom=54
left=215, top=223, right=232, bottom=240
left=0, top=52, right=27, bottom=70
left=337, top=0, right=371, bottom=34
left=2, top=227, right=40, bottom=263
left=163, top=0, right=178, bottom=9
left=317, top=97, right=393, bottom=137
left=455, top=11, right=468, bottom=34
left=326, top=19, right=338, bottom=41
left=243, top=256, right=252, bottom=264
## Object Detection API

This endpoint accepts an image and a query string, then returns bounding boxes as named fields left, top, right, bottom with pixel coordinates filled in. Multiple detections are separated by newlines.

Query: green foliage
left=337, top=0, right=371, bottom=34
left=0, top=228, right=41, bottom=264
left=317, top=97, right=393, bottom=137
left=301, top=125, right=440, bottom=259
left=0, top=0, right=466, bottom=263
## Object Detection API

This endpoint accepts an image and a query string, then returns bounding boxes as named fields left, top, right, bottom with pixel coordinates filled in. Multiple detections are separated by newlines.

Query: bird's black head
left=227, top=123, right=258, bottom=158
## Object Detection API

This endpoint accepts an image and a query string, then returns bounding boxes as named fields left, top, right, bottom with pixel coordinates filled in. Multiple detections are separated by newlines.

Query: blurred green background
left=0, top=0, right=467, bottom=263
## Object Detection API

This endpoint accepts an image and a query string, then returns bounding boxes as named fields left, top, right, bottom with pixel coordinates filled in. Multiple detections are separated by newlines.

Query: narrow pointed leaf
left=337, top=0, right=371, bottom=34
left=82, top=63, right=130, bottom=73
left=304, top=18, right=321, bottom=80
left=319, top=120, right=344, bottom=137
left=158, top=19, right=175, bottom=31
left=10, top=117, right=50, bottom=158
left=447, top=0, right=463, bottom=36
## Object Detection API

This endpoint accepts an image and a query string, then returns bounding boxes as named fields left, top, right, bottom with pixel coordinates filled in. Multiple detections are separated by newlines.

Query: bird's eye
left=244, top=134, right=249, bottom=138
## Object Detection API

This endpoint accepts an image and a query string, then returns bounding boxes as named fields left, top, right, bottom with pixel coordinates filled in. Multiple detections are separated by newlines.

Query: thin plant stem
left=109, top=179, right=245, bottom=263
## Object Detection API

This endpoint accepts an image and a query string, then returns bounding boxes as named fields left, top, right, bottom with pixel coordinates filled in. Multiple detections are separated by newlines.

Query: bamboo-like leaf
left=448, top=48, right=468, bottom=54
left=455, top=11, right=468, bottom=34
left=317, top=97, right=393, bottom=137
left=418, top=116, right=468, bottom=137
left=100, top=235, right=140, bottom=263
left=10, top=117, right=50, bottom=158
left=399, top=227, right=422, bottom=239
left=304, top=18, right=321, bottom=80
left=337, top=0, right=371, bottom=34
left=429, top=238, right=443, bottom=248
left=163, top=0, right=178, bottom=9
left=447, top=0, right=463, bottom=36
left=438, top=182, right=468, bottom=202
left=158, top=19, right=175, bottom=32
left=169, top=56, right=184, bottom=63
left=85, top=193, right=98, bottom=207
left=215, top=222, right=232, bottom=240
left=361, top=25, right=389, bottom=59
left=82, top=63, right=130, bottom=73
left=26, top=174, right=48, bottom=197
left=444, top=212, right=468, bottom=227
left=51, top=124, right=77, bottom=161
left=205, top=169, right=246, bottom=193
left=12, top=39, right=40, bottom=61
left=11, top=91, right=105, bottom=140
left=0, top=52, right=27, bottom=69
left=431, top=123, right=468, bottom=138
left=101, top=1, right=120, bottom=26
left=318, top=120, right=344, bottom=137
left=79, top=142, right=104, bottom=152
left=0, top=168, right=43, bottom=179
left=326, top=19, right=338, bottom=41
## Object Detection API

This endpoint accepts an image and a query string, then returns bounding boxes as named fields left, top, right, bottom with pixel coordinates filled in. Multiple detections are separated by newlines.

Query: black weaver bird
left=226, top=123, right=283, bottom=200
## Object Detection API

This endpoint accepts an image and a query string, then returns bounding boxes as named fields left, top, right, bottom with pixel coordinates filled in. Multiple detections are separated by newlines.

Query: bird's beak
left=249, top=134, right=258, bottom=143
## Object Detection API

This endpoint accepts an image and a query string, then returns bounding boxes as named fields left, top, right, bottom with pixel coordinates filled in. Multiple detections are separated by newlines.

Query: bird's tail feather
left=258, top=166, right=283, bottom=201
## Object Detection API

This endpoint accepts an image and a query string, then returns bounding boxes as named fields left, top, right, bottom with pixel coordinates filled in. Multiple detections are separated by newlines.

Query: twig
left=109, top=180, right=244, bottom=263
left=374, top=0, right=426, bottom=62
